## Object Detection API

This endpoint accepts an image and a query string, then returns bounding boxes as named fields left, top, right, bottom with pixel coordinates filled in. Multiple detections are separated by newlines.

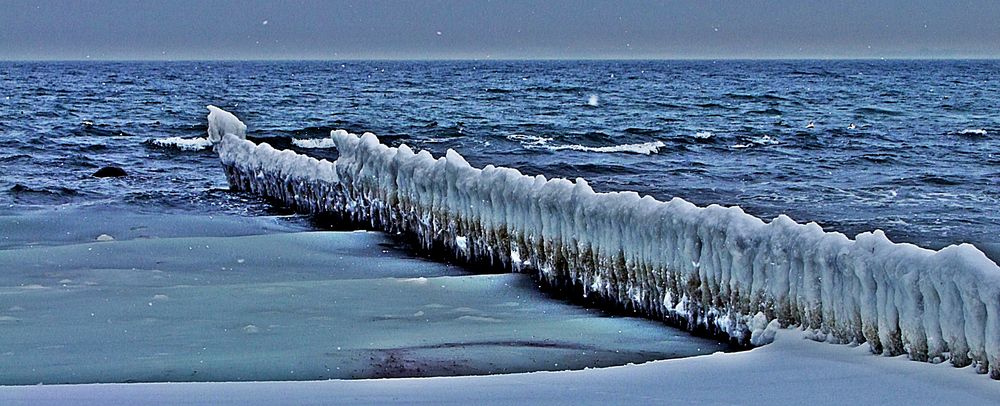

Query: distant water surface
left=1, top=60, right=996, bottom=257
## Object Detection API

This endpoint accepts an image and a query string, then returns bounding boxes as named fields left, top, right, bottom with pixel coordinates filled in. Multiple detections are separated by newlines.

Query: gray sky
left=2, top=0, right=999, bottom=60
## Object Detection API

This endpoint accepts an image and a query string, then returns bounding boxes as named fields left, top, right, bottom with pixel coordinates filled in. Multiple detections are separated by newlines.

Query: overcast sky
left=2, top=0, right=998, bottom=60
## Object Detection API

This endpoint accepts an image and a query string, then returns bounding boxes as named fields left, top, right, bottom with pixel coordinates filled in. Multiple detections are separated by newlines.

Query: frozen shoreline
left=210, top=106, right=1000, bottom=377
left=3, top=330, right=997, bottom=405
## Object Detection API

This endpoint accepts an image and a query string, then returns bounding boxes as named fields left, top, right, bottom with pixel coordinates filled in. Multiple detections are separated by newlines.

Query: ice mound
left=212, top=108, right=1000, bottom=379
left=207, top=105, right=247, bottom=144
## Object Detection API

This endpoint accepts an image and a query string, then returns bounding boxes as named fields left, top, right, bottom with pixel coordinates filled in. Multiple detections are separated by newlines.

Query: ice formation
left=206, top=105, right=247, bottom=144
left=209, top=107, right=1000, bottom=379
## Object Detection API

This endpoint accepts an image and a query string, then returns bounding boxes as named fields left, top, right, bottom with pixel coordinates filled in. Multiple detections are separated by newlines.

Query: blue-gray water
left=1, top=60, right=997, bottom=256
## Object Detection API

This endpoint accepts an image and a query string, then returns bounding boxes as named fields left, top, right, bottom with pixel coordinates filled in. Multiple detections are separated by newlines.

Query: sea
left=0, top=60, right=997, bottom=384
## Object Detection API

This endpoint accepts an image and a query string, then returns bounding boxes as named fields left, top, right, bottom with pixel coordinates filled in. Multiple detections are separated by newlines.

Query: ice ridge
left=210, top=107, right=1000, bottom=379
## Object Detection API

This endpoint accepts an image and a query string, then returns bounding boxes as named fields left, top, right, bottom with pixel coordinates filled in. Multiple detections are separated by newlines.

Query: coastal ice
left=210, top=107, right=1000, bottom=379
left=0, top=229, right=722, bottom=384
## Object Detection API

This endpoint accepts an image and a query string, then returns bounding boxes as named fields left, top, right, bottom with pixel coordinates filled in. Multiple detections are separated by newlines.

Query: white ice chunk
left=206, top=105, right=247, bottom=144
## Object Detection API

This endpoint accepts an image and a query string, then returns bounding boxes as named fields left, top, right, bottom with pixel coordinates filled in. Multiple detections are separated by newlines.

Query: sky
left=1, top=0, right=999, bottom=60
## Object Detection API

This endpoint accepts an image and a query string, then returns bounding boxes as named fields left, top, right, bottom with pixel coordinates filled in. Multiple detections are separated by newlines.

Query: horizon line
left=4, top=56, right=1000, bottom=63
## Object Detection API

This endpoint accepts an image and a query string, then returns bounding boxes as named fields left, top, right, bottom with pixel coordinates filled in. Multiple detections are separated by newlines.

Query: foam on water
left=150, top=136, right=213, bottom=151
left=547, top=141, right=666, bottom=155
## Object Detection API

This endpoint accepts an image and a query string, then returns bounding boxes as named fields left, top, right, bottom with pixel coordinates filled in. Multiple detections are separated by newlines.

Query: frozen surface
left=212, top=107, right=1000, bottom=377
left=0, top=208, right=299, bottom=250
left=2, top=330, right=997, bottom=405
left=0, top=224, right=726, bottom=385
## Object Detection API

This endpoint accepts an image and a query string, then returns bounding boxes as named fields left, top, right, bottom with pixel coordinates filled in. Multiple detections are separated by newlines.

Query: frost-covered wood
left=210, top=107, right=1000, bottom=379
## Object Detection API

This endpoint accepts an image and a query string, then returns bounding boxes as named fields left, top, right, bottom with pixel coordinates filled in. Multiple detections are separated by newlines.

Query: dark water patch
left=725, top=93, right=791, bottom=102
left=788, top=70, right=831, bottom=77
left=746, top=108, right=783, bottom=116
left=695, top=102, right=733, bottom=110
left=525, top=85, right=588, bottom=93
left=484, top=87, right=514, bottom=94
left=860, top=153, right=902, bottom=165
left=854, top=106, right=905, bottom=117
left=0, top=154, right=32, bottom=162
left=652, top=101, right=690, bottom=110
left=542, top=162, right=644, bottom=177
left=623, top=127, right=661, bottom=136
left=912, top=174, right=964, bottom=186
left=70, top=125, right=134, bottom=137
left=7, top=184, right=87, bottom=205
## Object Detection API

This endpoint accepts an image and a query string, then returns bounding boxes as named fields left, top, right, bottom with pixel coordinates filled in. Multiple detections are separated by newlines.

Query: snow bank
left=210, top=107, right=1000, bottom=379
left=5, top=331, right=998, bottom=405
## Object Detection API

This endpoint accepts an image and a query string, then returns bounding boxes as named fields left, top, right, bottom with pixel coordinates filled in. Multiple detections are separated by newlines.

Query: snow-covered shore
left=3, top=331, right=997, bottom=405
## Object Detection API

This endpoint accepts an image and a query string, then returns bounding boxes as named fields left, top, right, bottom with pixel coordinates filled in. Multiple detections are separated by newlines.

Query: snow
left=212, top=106, right=1000, bottom=379
left=2, top=331, right=997, bottom=405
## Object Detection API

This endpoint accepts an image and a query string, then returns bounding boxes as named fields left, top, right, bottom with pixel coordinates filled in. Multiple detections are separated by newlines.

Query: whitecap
left=548, top=141, right=666, bottom=155
left=151, top=136, right=213, bottom=151
left=506, top=134, right=552, bottom=146
left=959, top=128, right=987, bottom=136
left=291, top=138, right=337, bottom=148
left=692, top=131, right=714, bottom=139
left=750, top=135, right=779, bottom=145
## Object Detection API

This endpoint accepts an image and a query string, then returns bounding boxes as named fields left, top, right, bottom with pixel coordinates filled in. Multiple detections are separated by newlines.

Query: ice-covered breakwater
left=209, top=106, right=1000, bottom=379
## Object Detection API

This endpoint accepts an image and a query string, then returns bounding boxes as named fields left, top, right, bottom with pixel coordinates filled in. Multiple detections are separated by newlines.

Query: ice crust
left=210, top=107, right=1000, bottom=378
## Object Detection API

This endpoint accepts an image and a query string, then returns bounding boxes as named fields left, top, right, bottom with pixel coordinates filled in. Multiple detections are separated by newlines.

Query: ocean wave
left=506, top=134, right=665, bottom=155
left=149, top=137, right=213, bottom=151
left=958, top=128, right=988, bottom=136
left=732, top=134, right=779, bottom=149
left=291, top=138, right=337, bottom=149
left=548, top=141, right=665, bottom=155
